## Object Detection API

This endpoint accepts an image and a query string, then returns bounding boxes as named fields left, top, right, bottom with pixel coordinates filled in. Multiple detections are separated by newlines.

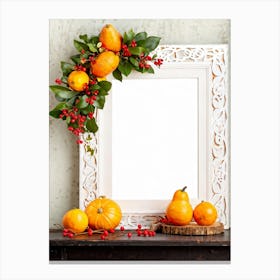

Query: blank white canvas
left=111, top=78, right=198, bottom=200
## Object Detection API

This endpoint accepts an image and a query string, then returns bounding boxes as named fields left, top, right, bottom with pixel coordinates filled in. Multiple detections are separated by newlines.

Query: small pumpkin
left=193, top=201, right=217, bottom=226
left=85, top=196, right=122, bottom=230
left=172, top=186, right=189, bottom=202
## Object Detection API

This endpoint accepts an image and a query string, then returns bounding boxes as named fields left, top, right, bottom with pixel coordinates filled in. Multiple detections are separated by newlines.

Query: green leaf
left=61, top=76, right=68, bottom=84
left=87, top=43, right=97, bottom=52
left=118, top=61, right=132, bottom=77
left=128, top=46, right=146, bottom=56
left=113, top=69, right=122, bottom=82
left=80, top=105, right=94, bottom=115
left=146, top=66, right=155, bottom=74
left=89, top=36, right=99, bottom=44
left=70, top=54, right=81, bottom=64
left=98, top=80, right=112, bottom=91
left=61, top=62, right=74, bottom=76
left=53, top=102, right=69, bottom=111
left=123, top=29, right=135, bottom=44
left=74, top=40, right=89, bottom=52
left=49, top=85, right=79, bottom=99
left=86, top=118, right=98, bottom=133
left=49, top=109, right=61, bottom=118
left=67, top=96, right=77, bottom=106
left=94, top=95, right=105, bottom=109
left=134, top=32, right=147, bottom=42
left=129, top=57, right=139, bottom=68
left=76, top=95, right=88, bottom=109
left=89, top=84, right=101, bottom=91
left=143, top=36, right=161, bottom=52
left=79, top=34, right=88, bottom=43
left=98, top=88, right=109, bottom=96
left=66, top=116, right=71, bottom=124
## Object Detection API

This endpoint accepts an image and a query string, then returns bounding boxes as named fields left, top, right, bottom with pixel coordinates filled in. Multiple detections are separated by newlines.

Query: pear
left=99, top=24, right=122, bottom=52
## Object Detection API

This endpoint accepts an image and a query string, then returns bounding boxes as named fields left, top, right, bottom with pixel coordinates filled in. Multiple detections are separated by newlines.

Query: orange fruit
left=62, top=208, right=88, bottom=233
left=99, top=24, right=122, bottom=52
left=166, top=200, right=193, bottom=226
left=193, top=201, right=217, bottom=226
left=90, top=51, right=120, bottom=78
left=67, top=70, right=89, bottom=92
left=172, top=186, right=189, bottom=203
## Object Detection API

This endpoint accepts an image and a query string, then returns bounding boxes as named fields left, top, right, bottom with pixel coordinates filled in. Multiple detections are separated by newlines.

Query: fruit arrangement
left=60, top=196, right=157, bottom=240
left=49, top=24, right=163, bottom=144
left=163, top=186, right=218, bottom=227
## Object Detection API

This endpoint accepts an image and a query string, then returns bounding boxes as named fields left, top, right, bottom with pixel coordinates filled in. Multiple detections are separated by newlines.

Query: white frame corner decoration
left=79, top=45, right=230, bottom=229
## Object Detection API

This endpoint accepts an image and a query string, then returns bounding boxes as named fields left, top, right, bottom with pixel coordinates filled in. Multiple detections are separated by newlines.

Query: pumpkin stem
left=97, top=208, right=103, bottom=214
left=181, top=186, right=188, bottom=192
left=99, top=195, right=106, bottom=199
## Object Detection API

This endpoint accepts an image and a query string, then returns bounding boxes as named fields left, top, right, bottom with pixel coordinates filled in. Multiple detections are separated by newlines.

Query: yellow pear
left=99, top=24, right=122, bottom=52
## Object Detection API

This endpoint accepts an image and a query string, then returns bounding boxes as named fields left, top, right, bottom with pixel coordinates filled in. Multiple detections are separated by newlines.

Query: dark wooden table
left=50, top=229, right=230, bottom=261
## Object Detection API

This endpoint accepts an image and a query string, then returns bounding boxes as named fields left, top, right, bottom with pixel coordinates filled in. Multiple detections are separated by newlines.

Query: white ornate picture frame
left=79, top=45, right=230, bottom=229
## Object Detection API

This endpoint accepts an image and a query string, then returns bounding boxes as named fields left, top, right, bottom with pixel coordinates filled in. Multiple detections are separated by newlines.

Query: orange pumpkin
left=172, top=186, right=189, bottom=202
left=193, top=201, right=217, bottom=226
left=85, top=196, right=122, bottom=230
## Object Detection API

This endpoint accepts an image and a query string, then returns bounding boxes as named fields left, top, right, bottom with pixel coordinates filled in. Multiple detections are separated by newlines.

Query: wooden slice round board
left=150, top=222, right=224, bottom=236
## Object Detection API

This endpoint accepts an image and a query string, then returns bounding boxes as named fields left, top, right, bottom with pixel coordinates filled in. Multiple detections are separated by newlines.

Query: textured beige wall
left=49, top=19, right=230, bottom=228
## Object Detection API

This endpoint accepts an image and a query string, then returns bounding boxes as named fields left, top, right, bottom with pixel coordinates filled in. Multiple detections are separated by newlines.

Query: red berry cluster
left=74, top=65, right=86, bottom=72
left=62, top=228, right=75, bottom=238
left=154, top=58, right=163, bottom=67
left=138, top=54, right=152, bottom=69
left=135, top=224, right=156, bottom=237
left=121, top=44, right=131, bottom=57
left=130, top=40, right=137, bottom=47
left=127, top=225, right=156, bottom=238
left=55, top=78, right=62, bottom=85
left=59, top=108, right=86, bottom=142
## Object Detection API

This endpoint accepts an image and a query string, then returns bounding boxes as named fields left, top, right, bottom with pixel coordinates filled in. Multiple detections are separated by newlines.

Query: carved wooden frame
left=79, top=45, right=230, bottom=229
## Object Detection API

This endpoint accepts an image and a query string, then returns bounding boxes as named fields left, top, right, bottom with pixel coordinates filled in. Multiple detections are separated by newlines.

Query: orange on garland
left=67, top=70, right=89, bottom=92
left=90, top=51, right=120, bottom=78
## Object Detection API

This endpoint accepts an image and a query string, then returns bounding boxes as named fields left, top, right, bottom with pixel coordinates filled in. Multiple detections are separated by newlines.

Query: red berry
left=55, top=78, right=62, bottom=85
left=87, top=228, right=93, bottom=236
left=100, top=234, right=105, bottom=240
left=109, top=228, right=115, bottom=233
left=137, top=224, right=142, bottom=230
left=68, top=233, right=74, bottom=238
left=120, top=226, right=125, bottom=231
left=137, top=230, right=142, bottom=236
left=127, top=232, right=132, bottom=238
left=103, top=230, right=109, bottom=236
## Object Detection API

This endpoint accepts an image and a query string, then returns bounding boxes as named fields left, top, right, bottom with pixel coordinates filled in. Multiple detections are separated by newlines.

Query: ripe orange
left=67, top=70, right=89, bottom=92
left=62, top=208, right=88, bottom=233
left=193, top=201, right=217, bottom=226
left=90, top=51, right=120, bottom=78
left=99, top=24, right=122, bottom=52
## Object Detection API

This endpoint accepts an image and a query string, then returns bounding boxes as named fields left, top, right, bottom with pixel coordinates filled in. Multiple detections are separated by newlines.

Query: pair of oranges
left=67, top=24, right=121, bottom=92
